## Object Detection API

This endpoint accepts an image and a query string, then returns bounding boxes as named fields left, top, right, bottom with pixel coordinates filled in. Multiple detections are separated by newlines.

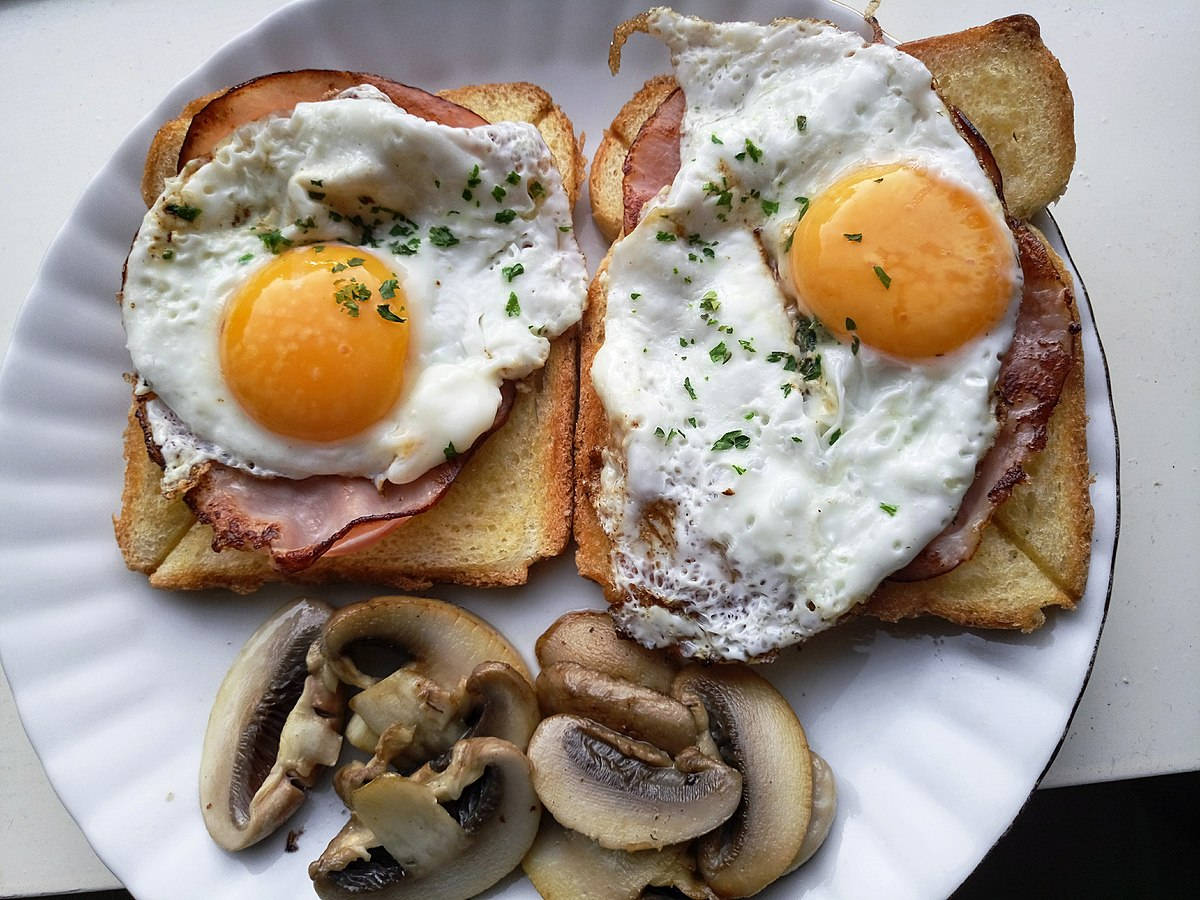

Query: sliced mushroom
left=310, top=736, right=541, bottom=900
left=673, top=665, right=813, bottom=898
left=527, top=714, right=741, bottom=851
left=536, top=610, right=678, bottom=694
left=522, top=814, right=717, bottom=900
left=322, top=596, right=530, bottom=754
left=536, top=661, right=698, bottom=755
left=200, top=598, right=344, bottom=851
left=784, top=752, right=837, bottom=873
left=345, top=659, right=539, bottom=762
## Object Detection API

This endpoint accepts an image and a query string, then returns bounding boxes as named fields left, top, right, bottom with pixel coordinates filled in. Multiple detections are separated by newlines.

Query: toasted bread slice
left=578, top=18, right=1092, bottom=634
left=115, top=80, right=584, bottom=593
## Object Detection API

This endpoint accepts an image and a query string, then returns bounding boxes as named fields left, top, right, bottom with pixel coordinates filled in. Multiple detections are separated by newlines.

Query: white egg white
left=123, top=86, right=586, bottom=491
left=590, top=10, right=1023, bottom=659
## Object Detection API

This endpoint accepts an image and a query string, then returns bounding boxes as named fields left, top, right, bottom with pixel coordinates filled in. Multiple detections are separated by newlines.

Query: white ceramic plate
left=0, top=1, right=1118, bottom=898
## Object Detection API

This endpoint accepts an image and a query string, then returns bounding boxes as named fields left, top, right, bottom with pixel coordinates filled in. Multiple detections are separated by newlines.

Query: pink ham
left=621, top=84, right=1075, bottom=580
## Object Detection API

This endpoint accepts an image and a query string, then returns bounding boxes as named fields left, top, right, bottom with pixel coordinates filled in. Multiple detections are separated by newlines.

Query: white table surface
left=1, top=0, right=1196, bottom=895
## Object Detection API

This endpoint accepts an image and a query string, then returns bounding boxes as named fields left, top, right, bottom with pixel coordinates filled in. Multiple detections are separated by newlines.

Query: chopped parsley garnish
left=495, top=209, right=517, bottom=224
left=256, top=229, right=292, bottom=254
left=506, top=171, right=521, bottom=185
left=656, top=231, right=677, bottom=242
left=796, top=196, right=810, bottom=219
left=684, top=377, right=697, bottom=400
left=505, top=292, right=521, bottom=317
left=738, top=339, right=756, bottom=353
left=558, top=225, right=572, bottom=232
left=347, top=257, right=365, bottom=267
left=376, top=304, right=406, bottom=323
left=845, top=317, right=857, bottom=331
left=160, top=249, right=175, bottom=260
left=390, top=237, right=421, bottom=256
left=528, top=181, right=545, bottom=199
left=429, top=226, right=459, bottom=248
left=165, top=202, right=201, bottom=222
left=735, top=138, right=763, bottom=163
left=791, top=435, right=803, bottom=443
left=783, top=228, right=796, bottom=253
left=295, top=216, right=316, bottom=230
left=712, top=430, right=750, bottom=451
left=462, top=188, right=474, bottom=201
left=466, top=165, right=482, bottom=188
left=711, top=133, right=723, bottom=144
left=873, top=265, right=892, bottom=289
left=828, top=428, right=843, bottom=446
left=761, top=199, right=780, bottom=216
left=709, top=341, right=732, bottom=365
left=502, top=262, right=525, bottom=283
left=379, top=278, right=400, bottom=299
left=334, top=279, right=371, bottom=317
left=796, top=115, right=807, bottom=132
left=331, top=262, right=349, bottom=273
left=654, top=426, right=681, bottom=444
left=390, top=218, right=417, bottom=237
left=880, top=502, right=898, bottom=516
left=444, top=442, right=459, bottom=461
left=630, top=292, right=641, bottom=300
left=687, top=416, right=698, bottom=428
left=732, top=464, right=747, bottom=475
left=844, top=233, right=862, bottom=242
left=492, top=185, right=507, bottom=202
left=781, top=383, right=794, bottom=397
left=699, top=290, right=720, bottom=312
left=237, top=252, right=254, bottom=263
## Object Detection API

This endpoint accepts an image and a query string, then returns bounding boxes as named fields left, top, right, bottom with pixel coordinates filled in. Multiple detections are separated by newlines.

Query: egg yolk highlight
left=220, top=245, right=410, bottom=442
left=788, top=163, right=1016, bottom=359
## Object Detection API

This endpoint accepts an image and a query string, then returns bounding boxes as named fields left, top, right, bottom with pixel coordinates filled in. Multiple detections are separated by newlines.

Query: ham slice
left=178, top=385, right=514, bottom=573
left=178, top=69, right=486, bottom=165
left=620, top=85, right=1075, bottom=580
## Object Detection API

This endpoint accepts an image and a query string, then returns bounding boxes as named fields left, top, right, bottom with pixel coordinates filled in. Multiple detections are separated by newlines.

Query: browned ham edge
left=620, top=80, right=1075, bottom=581
left=179, top=385, right=514, bottom=573
left=177, top=69, right=486, bottom=165
left=137, top=73, right=498, bottom=573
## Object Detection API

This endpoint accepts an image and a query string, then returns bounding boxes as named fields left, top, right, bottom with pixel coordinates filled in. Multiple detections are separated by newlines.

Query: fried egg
left=591, top=10, right=1023, bottom=659
left=123, top=85, right=586, bottom=492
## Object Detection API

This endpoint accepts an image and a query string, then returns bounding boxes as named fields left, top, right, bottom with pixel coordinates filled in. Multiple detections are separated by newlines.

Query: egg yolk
left=220, top=245, right=410, bottom=442
left=788, top=163, right=1016, bottom=359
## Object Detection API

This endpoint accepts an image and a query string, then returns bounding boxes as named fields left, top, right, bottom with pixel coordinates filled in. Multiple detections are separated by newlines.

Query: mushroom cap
left=199, top=598, right=344, bottom=851
left=536, top=610, right=678, bottom=694
left=311, top=737, right=540, bottom=900
left=321, top=595, right=529, bottom=691
left=522, top=814, right=717, bottom=900
left=536, top=661, right=698, bottom=755
left=673, top=664, right=813, bottom=898
left=527, top=714, right=741, bottom=851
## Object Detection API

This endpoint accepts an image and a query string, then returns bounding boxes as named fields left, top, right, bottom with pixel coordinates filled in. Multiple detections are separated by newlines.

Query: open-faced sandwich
left=115, top=71, right=588, bottom=593
left=578, top=8, right=1092, bottom=660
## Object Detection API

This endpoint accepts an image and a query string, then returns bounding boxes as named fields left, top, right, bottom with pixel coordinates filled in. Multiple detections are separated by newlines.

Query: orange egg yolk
left=788, top=163, right=1016, bottom=359
left=220, top=244, right=410, bottom=442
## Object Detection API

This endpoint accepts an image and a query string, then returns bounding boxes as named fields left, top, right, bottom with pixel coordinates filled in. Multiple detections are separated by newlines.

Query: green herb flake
left=256, top=229, right=292, bottom=254
left=333, top=279, right=371, bottom=317
left=738, top=339, right=756, bottom=353
left=845, top=317, right=857, bottom=331
left=731, top=464, right=747, bottom=475
left=165, top=202, right=201, bottom=222
left=462, top=188, right=474, bottom=201
left=656, top=231, right=677, bottom=242
left=699, top=290, right=720, bottom=312
left=505, top=292, right=521, bottom=318
left=684, top=377, right=697, bottom=400
left=528, top=181, right=545, bottom=199
left=492, top=185, right=507, bottom=202
left=740, top=139, right=763, bottom=163
left=880, top=502, right=898, bottom=516
left=630, top=292, right=641, bottom=301
left=376, top=304, right=406, bottom=323
left=444, top=442, right=459, bottom=461
left=502, top=262, right=526, bottom=283
left=347, top=257, right=365, bottom=267
left=379, top=278, right=400, bottom=300
left=390, top=237, right=421, bottom=256
left=796, top=114, right=808, bottom=132
left=558, top=225, right=572, bottom=232
left=429, top=226, right=459, bottom=248
left=711, top=430, right=751, bottom=451
left=161, top=249, right=175, bottom=260
left=711, top=133, right=724, bottom=144
left=466, top=164, right=482, bottom=188
left=792, top=435, right=802, bottom=443
left=781, top=383, right=794, bottom=398
left=761, top=199, right=780, bottom=216
left=873, top=265, right=892, bottom=289
left=783, top=229, right=795, bottom=253
left=687, top=416, right=698, bottom=428
left=331, top=262, right=348, bottom=273
left=506, top=171, right=521, bottom=185
left=709, top=342, right=732, bottom=365
left=844, top=233, right=862, bottom=242
left=852, top=336, right=861, bottom=355
left=828, top=428, right=843, bottom=446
